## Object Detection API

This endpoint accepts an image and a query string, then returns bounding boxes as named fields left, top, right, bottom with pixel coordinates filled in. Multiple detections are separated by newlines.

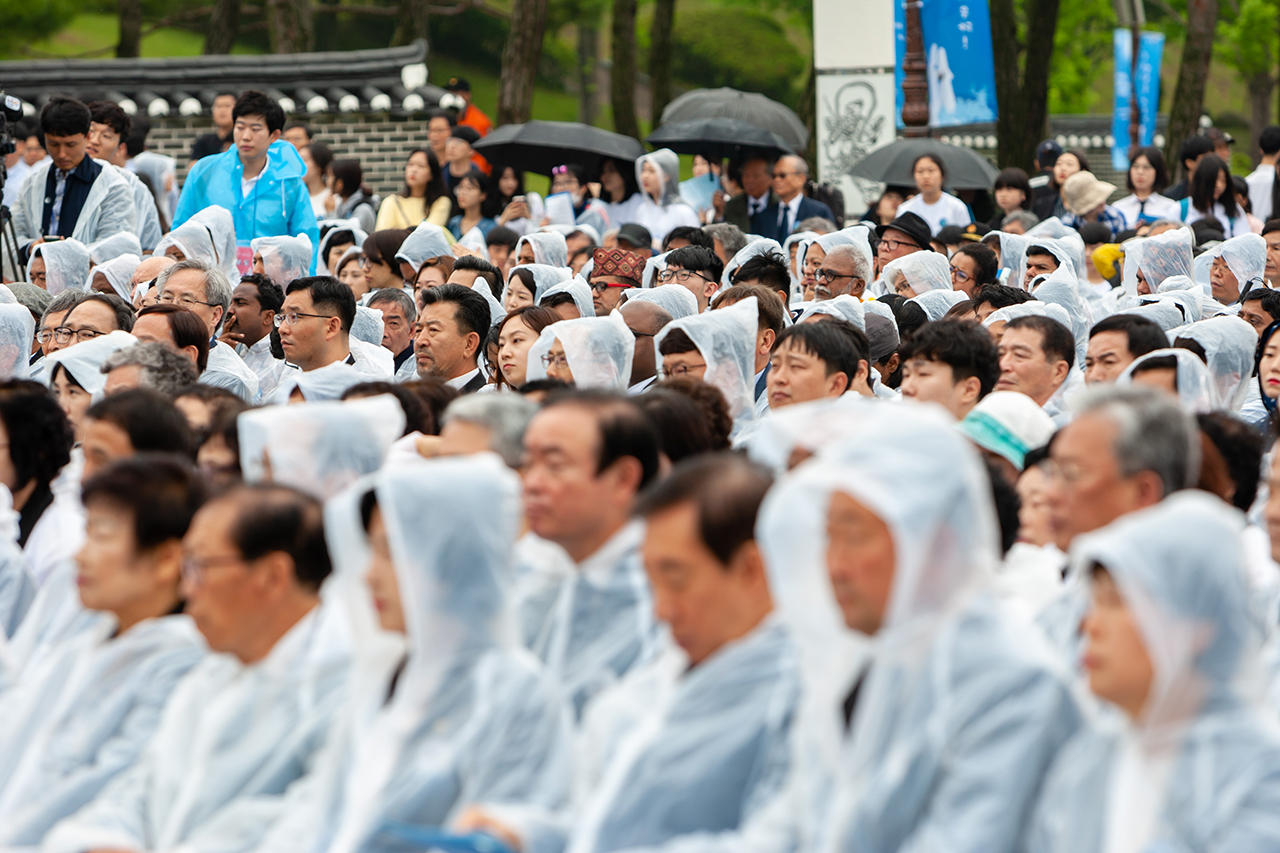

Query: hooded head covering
left=525, top=312, right=634, bottom=389
left=351, top=305, right=385, bottom=346
left=798, top=295, right=866, bottom=331
left=1117, top=301, right=1187, bottom=332
left=721, top=237, right=783, bottom=287
left=238, top=395, right=405, bottom=500
left=1118, top=348, right=1217, bottom=413
left=503, top=263, right=573, bottom=307
left=625, top=284, right=698, bottom=320
left=253, top=234, right=314, bottom=287
left=797, top=226, right=875, bottom=289
left=471, top=280, right=506, bottom=327
left=654, top=296, right=759, bottom=430
left=1156, top=274, right=1201, bottom=294
left=87, top=254, right=141, bottom=301
left=1173, top=315, right=1258, bottom=410
left=318, top=221, right=370, bottom=275
left=155, top=221, right=218, bottom=267
left=782, top=230, right=817, bottom=288
left=539, top=276, right=596, bottom=318
left=88, top=232, right=142, bottom=264
left=881, top=251, right=952, bottom=296
left=272, top=361, right=368, bottom=404
left=514, top=232, right=569, bottom=268
left=1144, top=289, right=1203, bottom=325
left=0, top=304, right=34, bottom=380
left=1136, top=227, right=1194, bottom=292
left=29, top=239, right=91, bottom=296
left=187, top=205, right=239, bottom=278
left=983, top=231, right=1033, bottom=287
left=1209, top=233, right=1268, bottom=300
left=636, top=149, right=683, bottom=207
left=41, top=330, right=139, bottom=401
left=394, top=222, right=452, bottom=276
left=982, top=300, right=1074, bottom=334
left=909, top=289, right=968, bottom=322
left=1030, top=266, right=1091, bottom=365
left=642, top=252, right=670, bottom=289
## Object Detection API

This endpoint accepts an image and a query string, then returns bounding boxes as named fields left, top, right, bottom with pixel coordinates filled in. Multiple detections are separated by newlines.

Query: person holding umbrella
left=894, top=154, right=972, bottom=236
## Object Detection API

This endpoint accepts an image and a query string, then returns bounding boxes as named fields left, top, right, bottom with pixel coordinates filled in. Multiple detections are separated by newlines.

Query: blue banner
left=1111, top=30, right=1165, bottom=170
left=894, top=0, right=999, bottom=128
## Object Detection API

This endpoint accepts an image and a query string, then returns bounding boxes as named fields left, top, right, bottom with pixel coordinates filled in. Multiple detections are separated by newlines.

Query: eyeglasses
left=772, top=171, right=802, bottom=179
left=661, top=362, right=706, bottom=378
left=540, top=353, right=570, bottom=370
left=878, top=238, right=912, bottom=253
left=49, top=327, right=105, bottom=345
left=180, top=553, right=244, bottom=586
left=274, top=311, right=334, bottom=327
left=949, top=265, right=972, bottom=283
left=657, top=269, right=712, bottom=285
left=815, top=269, right=855, bottom=282
left=159, top=292, right=215, bottom=308
left=631, top=329, right=655, bottom=340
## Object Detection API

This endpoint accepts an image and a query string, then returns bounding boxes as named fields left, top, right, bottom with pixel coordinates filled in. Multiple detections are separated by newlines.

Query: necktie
left=778, top=203, right=791, bottom=236
left=48, top=170, right=69, bottom=236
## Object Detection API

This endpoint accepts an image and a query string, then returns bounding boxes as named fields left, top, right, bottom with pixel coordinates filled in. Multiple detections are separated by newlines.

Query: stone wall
left=148, top=113, right=432, bottom=197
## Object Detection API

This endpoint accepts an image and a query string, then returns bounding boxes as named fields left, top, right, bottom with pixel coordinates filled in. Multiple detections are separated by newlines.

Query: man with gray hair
left=367, top=288, right=417, bottom=382
left=101, top=342, right=200, bottom=396
left=157, top=258, right=259, bottom=402
left=765, top=154, right=834, bottom=242
left=35, top=291, right=89, bottom=361
left=999, top=210, right=1040, bottom=235
left=436, top=394, right=539, bottom=468
left=703, top=223, right=748, bottom=266
left=815, top=244, right=871, bottom=300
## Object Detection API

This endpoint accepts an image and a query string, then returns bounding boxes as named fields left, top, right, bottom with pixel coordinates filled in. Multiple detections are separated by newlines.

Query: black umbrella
left=645, top=118, right=793, bottom=161
left=849, top=138, right=999, bottom=191
left=473, top=120, right=646, bottom=176
left=659, top=88, right=809, bottom=152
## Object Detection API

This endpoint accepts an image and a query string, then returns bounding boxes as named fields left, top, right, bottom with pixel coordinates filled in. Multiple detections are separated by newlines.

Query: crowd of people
left=4, top=81, right=1280, bottom=852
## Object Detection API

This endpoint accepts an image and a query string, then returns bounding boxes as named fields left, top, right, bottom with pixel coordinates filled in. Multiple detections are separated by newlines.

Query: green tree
left=990, top=0, right=1063, bottom=169
left=1046, top=0, right=1115, bottom=113
left=1161, top=0, right=1220, bottom=176
left=1215, top=0, right=1279, bottom=163
left=0, top=0, right=82, bottom=54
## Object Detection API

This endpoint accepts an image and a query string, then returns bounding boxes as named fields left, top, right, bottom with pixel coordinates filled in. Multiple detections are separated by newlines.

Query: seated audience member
left=132, top=304, right=211, bottom=377
left=972, top=283, right=1034, bottom=322
left=619, top=300, right=673, bottom=395
left=102, top=341, right=201, bottom=396
left=658, top=246, right=725, bottom=313
left=588, top=248, right=644, bottom=314
left=731, top=252, right=793, bottom=313
left=712, top=284, right=786, bottom=416
left=367, top=287, right=418, bottom=380
left=156, top=258, right=260, bottom=401
left=414, top=284, right=492, bottom=392
left=79, top=388, right=193, bottom=482
left=222, top=273, right=286, bottom=397
left=1084, top=313, right=1170, bottom=385
left=766, top=320, right=869, bottom=410
left=447, top=255, right=503, bottom=299
left=996, top=314, right=1076, bottom=422
left=898, top=320, right=1000, bottom=419
left=949, top=242, right=999, bottom=297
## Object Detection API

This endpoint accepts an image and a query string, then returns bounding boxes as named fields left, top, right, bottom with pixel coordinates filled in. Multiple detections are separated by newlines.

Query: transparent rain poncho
left=351, top=305, right=385, bottom=346
left=271, top=362, right=369, bottom=404
left=1174, top=315, right=1258, bottom=411
left=756, top=401, right=1079, bottom=853
left=1156, top=273, right=1201, bottom=294
left=472, top=280, right=507, bottom=327
left=258, top=455, right=573, bottom=853
left=155, top=221, right=218, bottom=267
left=1144, top=288, right=1203, bottom=325
left=41, top=331, right=140, bottom=402
left=909, top=288, right=967, bottom=322
left=721, top=237, right=783, bottom=287
left=1116, top=301, right=1186, bottom=332
left=516, top=232, right=570, bottom=268
left=87, top=233, right=142, bottom=264
left=982, top=300, right=1074, bottom=335
left=796, top=226, right=875, bottom=289
left=0, top=304, right=34, bottom=380
left=881, top=251, right=951, bottom=296
left=318, top=221, right=369, bottom=276
left=87, top=254, right=141, bottom=301
left=654, top=296, right=759, bottom=430
left=525, top=313, right=633, bottom=390
left=1023, top=239, right=1079, bottom=284
left=187, top=205, right=240, bottom=279
left=238, top=395, right=406, bottom=500
left=349, top=307, right=395, bottom=379
left=1209, top=233, right=1268, bottom=298
left=642, top=252, right=669, bottom=289
left=394, top=222, right=452, bottom=276
left=983, top=231, right=1032, bottom=288
left=29, top=239, right=91, bottom=296
left=782, top=230, right=818, bottom=289
left=253, top=234, right=314, bottom=287
left=504, top=263, right=574, bottom=307
left=798, top=295, right=866, bottom=331
left=1025, top=492, right=1280, bottom=853
left=1031, top=266, right=1092, bottom=365
left=1118, top=348, right=1217, bottom=413
left=625, top=284, right=698, bottom=320
left=1137, top=227, right=1194, bottom=293
left=540, top=276, right=596, bottom=319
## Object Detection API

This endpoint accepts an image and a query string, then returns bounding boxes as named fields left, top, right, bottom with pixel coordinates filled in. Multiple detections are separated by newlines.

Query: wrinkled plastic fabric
left=253, top=234, right=314, bottom=288
left=504, top=264, right=574, bottom=307
left=1116, top=300, right=1186, bottom=332
left=271, top=361, right=369, bottom=404
left=540, top=277, right=597, bottom=319
left=41, top=331, right=140, bottom=401
left=1138, top=227, right=1194, bottom=292
left=797, top=227, right=876, bottom=290
left=1118, top=348, right=1217, bottom=413
left=654, top=296, right=759, bottom=430
left=635, top=150, right=684, bottom=208
left=1023, top=238, right=1079, bottom=285
left=909, top=289, right=967, bottom=322
left=87, top=254, right=141, bottom=301
left=984, top=232, right=1032, bottom=287
left=187, top=205, right=240, bottom=279
left=525, top=313, right=634, bottom=390
left=317, top=221, right=369, bottom=276
left=782, top=231, right=818, bottom=289
left=1031, top=266, right=1092, bottom=365
left=1144, top=289, right=1203, bottom=325
left=395, top=222, right=452, bottom=275
left=625, top=284, right=698, bottom=320
left=755, top=401, right=1079, bottom=853
left=982, top=301, right=1074, bottom=335
left=351, top=305, right=385, bottom=346
left=882, top=252, right=951, bottom=295
left=1174, top=315, right=1258, bottom=411
left=798, top=295, right=865, bottom=331
left=1210, top=233, right=1268, bottom=295
left=721, top=238, right=783, bottom=287
left=260, top=455, right=573, bottom=853
left=516, top=233, right=570, bottom=268
left=1026, top=493, right=1280, bottom=853
left=0, top=305, right=34, bottom=380
left=30, top=239, right=91, bottom=296
left=472, top=280, right=507, bottom=327
left=87, top=233, right=142, bottom=264
left=642, top=252, right=669, bottom=289
left=238, top=394, right=405, bottom=500
left=0, top=615, right=204, bottom=844
left=155, top=220, right=219, bottom=267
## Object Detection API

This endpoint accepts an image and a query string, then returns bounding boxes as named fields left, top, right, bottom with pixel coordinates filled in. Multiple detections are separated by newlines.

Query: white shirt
left=894, top=192, right=971, bottom=235
left=1247, top=163, right=1277, bottom=222
left=1111, top=193, right=1182, bottom=229
left=746, top=192, right=770, bottom=218
left=309, top=188, right=331, bottom=219
left=776, top=194, right=804, bottom=236
left=241, top=170, right=262, bottom=199
left=627, top=375, right=657, bottom=395
left=237, top=335, right=285, bottom=398
left=445, top=366, right=481, bottom=390
left=1184, top=201, right=1252, bottom=238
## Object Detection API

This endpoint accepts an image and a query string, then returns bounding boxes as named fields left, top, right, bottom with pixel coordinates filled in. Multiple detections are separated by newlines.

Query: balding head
left=132, top=255, right=176, bottom=286
left=620, top=299, right=673, bottom=387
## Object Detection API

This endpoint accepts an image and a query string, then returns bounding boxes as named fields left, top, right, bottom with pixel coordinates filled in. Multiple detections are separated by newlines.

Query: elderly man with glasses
left=814, top=244, right=871, bottom=301
left=588, top=247, right=644, bottom=314
left=42, top=293, right=134, bottom=355
left=157, top=258, right=260, bottom=402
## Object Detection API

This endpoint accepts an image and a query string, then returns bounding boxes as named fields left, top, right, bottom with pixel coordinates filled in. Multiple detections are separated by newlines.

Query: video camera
left=0, top=90, right=25, bottom=195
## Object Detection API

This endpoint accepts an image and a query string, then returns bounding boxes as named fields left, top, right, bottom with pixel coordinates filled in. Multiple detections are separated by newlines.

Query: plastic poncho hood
left=636, top=149, right=683, bottom=207
left=1137, top=227, right=1194, bottom=294
left=187, top=205, right=240, bottom=279
left=29, top=239, right=91, bottom=296
left=0, top=305, right=33, bottom=380
left=317, top=221, right=370, bottom=276
left=394, top=222, right=452, bottom=275
left=1118, top=348, right=1218, bottom=414
left=624, top=284, right=698, bottom=319
left=253, top=233, right=314, bottom=288
left=41, top=330, right=139, bottom=401
left=720, top=237, right=783, bottom=288
left=88, top=232, right=142, bottom=264
left=539, top=276, right=596, bottom=318
left=798, top=294, right=866, bottom=331
left=525, top=312, right=634, bottom=389
left=504, top=264, right=573, bottom=308
left=909, top=288, right=967, bottom=322
left=654, top=296, right=759, bottom=429
left=882, top=251, right=951, bottom=295
left=1174, top=314, right=1258, bottom=411
left=88, top=254, right=141, bottom=301
left=514, top=232, right=569, bottom=268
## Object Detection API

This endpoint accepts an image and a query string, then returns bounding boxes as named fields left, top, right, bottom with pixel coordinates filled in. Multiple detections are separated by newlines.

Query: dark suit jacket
left=722, top=192, right=778, bottom=233
left=459, top=370, right=488, bottom=394
left=757, top=196, right=835, bottom=242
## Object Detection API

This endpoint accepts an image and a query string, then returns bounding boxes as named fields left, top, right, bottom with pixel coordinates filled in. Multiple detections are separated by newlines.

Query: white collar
left=445, top=366, right=481, bottom=390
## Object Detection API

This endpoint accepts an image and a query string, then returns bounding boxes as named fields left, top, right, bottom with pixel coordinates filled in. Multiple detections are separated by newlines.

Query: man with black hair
left=517, top=390, right=661, bottom=714
left=661, top=225, right=713, bottom=252
left=721, top=156, right=778, bottom=235
left=80, top=389, right=193, bottom=482
left=713, top=284, right=786, bottom=415
left=899, top=320, right=1000, bottom=419
left=447, top=255, right=502, bottom=297
left=1240, top=286, right=1280, bottom=335
left=1023, top=244, right=1061, bottom=282
left=56, top=293, right=134, bottom=348
left=283, top=122, right=312, bottom=149
left=190, top=92, right=237, bottom=164
left=485, top=226, right=519, bottom=275
left=1263, top=219, right=1280, bottom=284
left=972, top=283, right=1034, bottom=322
left=278, top=276, right=360, bottom=378
left=426, top=108, right=456, bottom=168
left=415, top=283, right=491, bottom=391
left=158, top=258, right=262, bottom=401
left=732, top=252, right=792, bottom=309
left=1085, top=313, right=1170, bottom=384
left=1165, top=135, right=1216, bottom=200
left=224, top=273, right=286, bottom=395
left=174, top=90, right=318, bottom=270
left=997, top=315, right=1075, bottom=422
left=766, top=320, right=869, bottom=409
left=10, top=95, right=136, bottom=257
left=85, top=100, right=162, bottom=252
left=658, top=246, right=725, bottom=313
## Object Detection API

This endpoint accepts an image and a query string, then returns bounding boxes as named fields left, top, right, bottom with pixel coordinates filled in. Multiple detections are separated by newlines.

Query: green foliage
left=665, top=7, right=804, bottom=104
left=1045, top=0, right=1115, bottom=113
left=1215, top=0, right=1278, bottom=80
left=0, top=0, right=85, bottom=53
